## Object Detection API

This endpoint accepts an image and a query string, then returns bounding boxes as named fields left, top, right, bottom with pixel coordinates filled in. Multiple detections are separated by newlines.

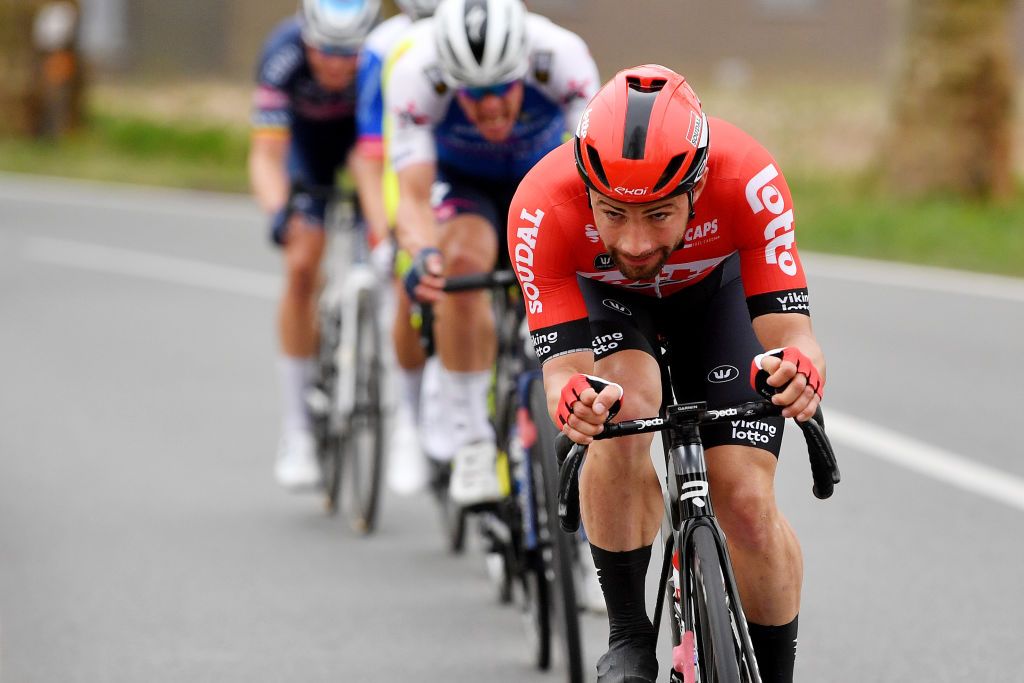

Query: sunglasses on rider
left=458, top=80, right=519, bottom=101
left=311, top=43, right=360, bottom=58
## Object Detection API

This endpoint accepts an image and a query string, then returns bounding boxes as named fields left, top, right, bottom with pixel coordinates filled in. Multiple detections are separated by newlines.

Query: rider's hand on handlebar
left=403, top=247, right=445, bottom=303
left=557, top=374, right=624, bottom=445
left=751, top=347, right=823, bottom=423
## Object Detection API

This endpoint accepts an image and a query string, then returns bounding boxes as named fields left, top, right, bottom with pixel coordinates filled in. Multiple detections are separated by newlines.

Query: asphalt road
left=2, top=174, right=1023, bottom=682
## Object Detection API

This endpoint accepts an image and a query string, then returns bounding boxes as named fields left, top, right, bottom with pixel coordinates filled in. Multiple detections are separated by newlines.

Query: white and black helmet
left=432, top=0, right=529, bottom=87
left=300, top=0, right=380, bottom=53
left=396, top=0, right=441, bottom=20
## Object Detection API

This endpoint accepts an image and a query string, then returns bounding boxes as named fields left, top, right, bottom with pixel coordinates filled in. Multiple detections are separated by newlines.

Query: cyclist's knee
left=442, top=240, right=493, bottom=277
left=284, top=259, right=319, bottom=299
left=594, top=351, right=661, bottom=419
left=716, top=482, right=779, bottom=551
left=440, top=215, right=497, bottom=268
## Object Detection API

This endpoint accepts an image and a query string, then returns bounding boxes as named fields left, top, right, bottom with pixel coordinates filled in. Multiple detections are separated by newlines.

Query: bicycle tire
left=316, top=305, right=343, bottom=515
left=688, top=525, right=742, bottom=683
left=345, top=288, right=385, bottom=534
left=523, top=550, right=552, bottom=669
left=528, top=377, right=584, bottom=683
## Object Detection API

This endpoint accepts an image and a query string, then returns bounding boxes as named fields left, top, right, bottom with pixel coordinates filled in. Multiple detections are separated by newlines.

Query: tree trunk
left=0, top=1, right=37, bottom=136
left=884, top=0, right=1015, bottom=199
left=0, top=0, right=85, bottom=138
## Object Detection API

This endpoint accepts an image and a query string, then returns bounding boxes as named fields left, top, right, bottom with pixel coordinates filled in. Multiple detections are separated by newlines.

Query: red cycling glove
left=750, top=347, right=824, bottom=400
left=557, top=373, right=624, bottom=428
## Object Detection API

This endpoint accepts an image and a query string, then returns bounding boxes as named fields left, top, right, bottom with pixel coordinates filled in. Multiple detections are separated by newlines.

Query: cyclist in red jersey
left=508, top=64, right=826, bottom=682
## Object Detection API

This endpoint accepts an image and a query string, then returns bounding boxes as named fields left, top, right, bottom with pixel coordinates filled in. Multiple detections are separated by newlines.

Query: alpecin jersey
left=385, top=14, right=599, bottom=182
left=507, top=118, right=811, bottom=361
left=252, top=18, right=358, bottom=131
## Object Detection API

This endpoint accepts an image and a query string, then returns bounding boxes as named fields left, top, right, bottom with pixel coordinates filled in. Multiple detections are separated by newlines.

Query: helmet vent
left=464, top=0, right=488, bottom=64
left=652, top=152, right=687, bottom=193
left=496, top=28, right=511, bottom=67
left=626, top=76, right=667, bottom=93
left=586, top=143, right=611, bottom=188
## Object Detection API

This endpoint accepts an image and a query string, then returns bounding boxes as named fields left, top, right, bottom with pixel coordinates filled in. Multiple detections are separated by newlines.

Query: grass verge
left=0, top=109, right=250, bottom=193
left=2, top=107, right=1023, bottom=278
left=793, top=173, right=1024, bottom=278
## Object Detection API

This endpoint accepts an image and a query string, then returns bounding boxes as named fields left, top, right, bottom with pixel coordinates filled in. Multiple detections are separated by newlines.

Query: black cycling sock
left=590, top=544, right=655, bottom=645
left=748, top=616, right=798, bottom=683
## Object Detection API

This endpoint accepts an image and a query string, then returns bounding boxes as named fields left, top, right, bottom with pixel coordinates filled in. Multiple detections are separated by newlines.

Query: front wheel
left=314, top=305, right=343, bottom=515
left=344, top=288, right=385, bottom=534
left=528, top=376, right=584, bottom=683
left=686, top=525, right=744, bottom=683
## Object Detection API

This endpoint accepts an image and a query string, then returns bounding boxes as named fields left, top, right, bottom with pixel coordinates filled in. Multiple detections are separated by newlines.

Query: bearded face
left=589, top=191, right=690, bottom=279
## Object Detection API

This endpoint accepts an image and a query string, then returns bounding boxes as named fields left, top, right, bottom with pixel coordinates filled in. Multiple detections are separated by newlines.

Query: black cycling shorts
left=285, top=117, right=358, bottom=226
left=433, top=163, right=520, bottom=263
left=579, top=254, right=785, bottom=457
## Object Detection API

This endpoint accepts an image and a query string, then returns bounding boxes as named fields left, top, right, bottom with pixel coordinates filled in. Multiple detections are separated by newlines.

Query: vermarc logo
left=602, top=299, right=631, bottom=316
left=707, top=365, right=739, bottom=383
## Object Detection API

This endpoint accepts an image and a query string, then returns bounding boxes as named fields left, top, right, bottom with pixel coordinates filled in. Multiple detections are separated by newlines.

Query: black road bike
left=292, top=185, right=385, bottom=534
left=556, top=395, right=839, bottom=682
left=421, top=271, right=585, bottom=682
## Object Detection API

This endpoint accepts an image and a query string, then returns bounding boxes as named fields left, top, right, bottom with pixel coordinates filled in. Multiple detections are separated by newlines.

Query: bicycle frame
left=658, top=402, right=761, bottom=682
left=557, top=397, right=838, bottom=682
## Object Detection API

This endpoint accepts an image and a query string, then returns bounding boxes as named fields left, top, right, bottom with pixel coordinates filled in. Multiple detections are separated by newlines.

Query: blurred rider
left=387, top=0, right=599, bottom=506
left=355, top=0, right=441, bottom=495
left=248, top=0, right=380, bottom=489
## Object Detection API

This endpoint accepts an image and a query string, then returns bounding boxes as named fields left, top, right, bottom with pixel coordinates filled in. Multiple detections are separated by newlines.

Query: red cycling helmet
left=574, top=64, right=709, bottom=206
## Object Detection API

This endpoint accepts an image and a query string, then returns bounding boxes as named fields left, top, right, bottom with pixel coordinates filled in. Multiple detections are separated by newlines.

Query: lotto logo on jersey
left=745, top=163, right=797, bottom=277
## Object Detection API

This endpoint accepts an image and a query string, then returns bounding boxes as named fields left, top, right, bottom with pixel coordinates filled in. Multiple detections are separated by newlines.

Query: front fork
left=661, top=428, right=761, bottom=682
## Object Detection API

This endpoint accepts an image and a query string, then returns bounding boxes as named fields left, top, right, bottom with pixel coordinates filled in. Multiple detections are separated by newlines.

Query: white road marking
left=22, top=234, right=1024, bottom=512
left=0, top=172, right=257, bottom=222
left=23, top=237, right=279, bottom=300
left=804, top=252, right=1024, bottom=304
left=827, top=410, right=1024, bottom=512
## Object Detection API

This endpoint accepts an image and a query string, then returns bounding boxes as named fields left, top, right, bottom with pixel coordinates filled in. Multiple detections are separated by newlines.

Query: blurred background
left=3, top=0, right=1024, bottom=273
left=3, top=2, right=1024, bottom=682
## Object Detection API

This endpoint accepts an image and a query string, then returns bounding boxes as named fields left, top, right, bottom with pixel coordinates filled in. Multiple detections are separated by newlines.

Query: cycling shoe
left=595, top=635, right=659, bottom=683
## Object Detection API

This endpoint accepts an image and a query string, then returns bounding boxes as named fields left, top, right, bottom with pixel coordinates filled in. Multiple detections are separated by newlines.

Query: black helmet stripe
left=464, top=0, right=488, bottom=64
left=621, top=77, right=665, bottom=160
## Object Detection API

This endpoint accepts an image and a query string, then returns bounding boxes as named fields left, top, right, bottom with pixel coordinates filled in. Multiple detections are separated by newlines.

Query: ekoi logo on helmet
left=614, top=186, right=649, bottom=196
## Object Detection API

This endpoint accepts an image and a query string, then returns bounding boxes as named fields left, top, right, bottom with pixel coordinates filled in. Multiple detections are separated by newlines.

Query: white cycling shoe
left=274, top=429, right=322, bottom=491
left=449, top=441, right=503, bottom=507
left=386, top=412, right=430, bottom=496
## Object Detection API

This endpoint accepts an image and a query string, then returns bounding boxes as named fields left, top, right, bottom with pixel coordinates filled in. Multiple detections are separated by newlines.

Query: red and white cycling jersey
left=507, top=117, right=810, bottom=341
